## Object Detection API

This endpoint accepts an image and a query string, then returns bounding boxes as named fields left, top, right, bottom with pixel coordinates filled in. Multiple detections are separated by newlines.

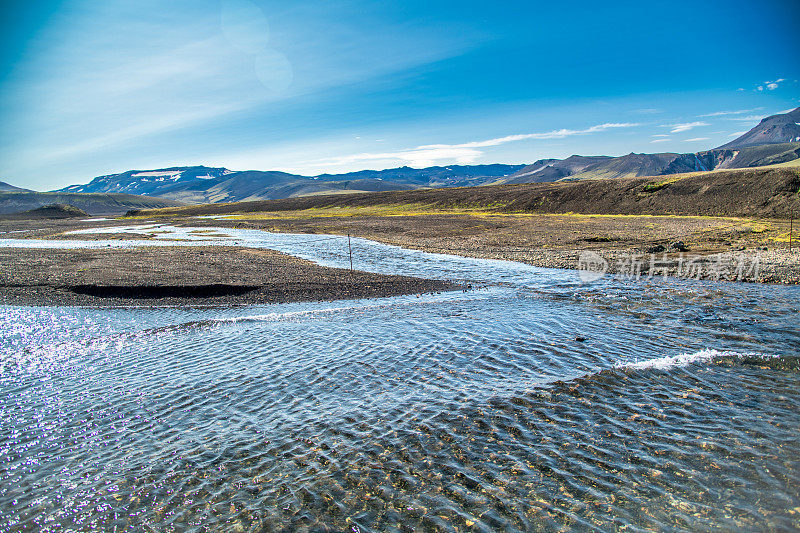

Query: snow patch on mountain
left=132, top=171, right=182, bottom=178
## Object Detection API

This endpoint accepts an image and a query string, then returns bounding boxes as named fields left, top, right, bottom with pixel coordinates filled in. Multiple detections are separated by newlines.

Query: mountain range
left=4, top=107, right=800, bottom=210
left=56, top=165, right=526, bottom=204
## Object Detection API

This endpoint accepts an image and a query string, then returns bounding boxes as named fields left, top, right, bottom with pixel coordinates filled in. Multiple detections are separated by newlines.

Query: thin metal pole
left=790, top=210, right=794, bottom=252
left=348, top=233, right=353, bottom=272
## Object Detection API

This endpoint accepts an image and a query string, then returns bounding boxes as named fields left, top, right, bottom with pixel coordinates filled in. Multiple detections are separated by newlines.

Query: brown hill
left=0, top=203, right=90, bottom=220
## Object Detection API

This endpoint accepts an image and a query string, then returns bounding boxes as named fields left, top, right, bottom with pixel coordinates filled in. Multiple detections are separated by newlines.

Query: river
left=1, top=225, right=799, bottom=531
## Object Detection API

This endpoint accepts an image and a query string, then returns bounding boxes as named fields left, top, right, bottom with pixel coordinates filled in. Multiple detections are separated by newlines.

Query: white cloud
left=651, top=134, right=670, bottom=137
left=683, top=137, right=710, bottom=142
left=665, top=121, right=709, bottom=133
left=756, top=78, right=785, bottom=92
left=317, top=122, right=640, bottom=167
left=728, top=131, right=747, bottom=137
left=699, top=108, right=763, bottom=117
left=650, top=139, right=671, bottom=143
left=327, top=146, right=483, bottom=167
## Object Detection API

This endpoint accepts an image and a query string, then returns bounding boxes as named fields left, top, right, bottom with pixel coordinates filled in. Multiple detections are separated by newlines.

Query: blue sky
left=1, top=0, right=799, bottom=190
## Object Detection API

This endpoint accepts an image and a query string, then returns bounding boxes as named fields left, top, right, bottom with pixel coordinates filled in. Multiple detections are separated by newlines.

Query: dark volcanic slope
left=134, top=167, right=800, bottom=220
left=718, top=107, right=800, bottom=149
left=0, top=191, right=184, bottom=215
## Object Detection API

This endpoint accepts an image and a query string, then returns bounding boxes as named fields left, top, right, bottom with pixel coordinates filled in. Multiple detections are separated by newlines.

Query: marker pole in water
left=348, top=233, right=353, bottom=272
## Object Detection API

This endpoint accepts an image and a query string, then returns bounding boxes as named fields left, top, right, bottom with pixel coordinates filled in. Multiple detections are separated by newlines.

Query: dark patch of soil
left=68, top=284, right=259, bottom=299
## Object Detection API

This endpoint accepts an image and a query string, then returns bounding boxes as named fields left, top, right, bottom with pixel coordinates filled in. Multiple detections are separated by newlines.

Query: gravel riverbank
left=0, top=246, right=457, bottom=307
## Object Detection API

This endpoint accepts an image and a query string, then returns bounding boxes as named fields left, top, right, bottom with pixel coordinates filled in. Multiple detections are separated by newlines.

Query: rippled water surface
left=2, top=227, right=799, bottom=531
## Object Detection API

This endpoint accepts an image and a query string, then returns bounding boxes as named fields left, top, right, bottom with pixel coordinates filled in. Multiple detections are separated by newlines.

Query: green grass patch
left=642, top=182, right=668, bottom=192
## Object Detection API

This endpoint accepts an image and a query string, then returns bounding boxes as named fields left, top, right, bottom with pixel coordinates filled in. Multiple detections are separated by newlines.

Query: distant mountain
left=717, top=107, right=800, bottom=149
left=0, top=191, right=185, bottom=215
left=313, top=164, right=526, bottom=188
left=56, top=164, right=525, bottom=204
left=502, top=142, right=800, bottom=184
left=0, top=181, right=30, bottom=193
left=59, top=166, right=232, bottom=197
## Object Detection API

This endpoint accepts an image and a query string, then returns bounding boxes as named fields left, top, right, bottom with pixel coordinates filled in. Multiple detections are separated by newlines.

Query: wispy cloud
left=728, top=131, right=747, bottom=137
left=683, top=137, right=709, bottom=142
left=420, top=123, right=639, bottom=149
left=699, top=107, right=763, bottom=117
left=726, top=114, right=764, bottom=122
left=665, top=121, right=709, bottom=133
left=318, top=123, right=640, bottom=167
left=0, top=0, right=477, bottom=178
left=650, top=139, right=671, bottom=143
